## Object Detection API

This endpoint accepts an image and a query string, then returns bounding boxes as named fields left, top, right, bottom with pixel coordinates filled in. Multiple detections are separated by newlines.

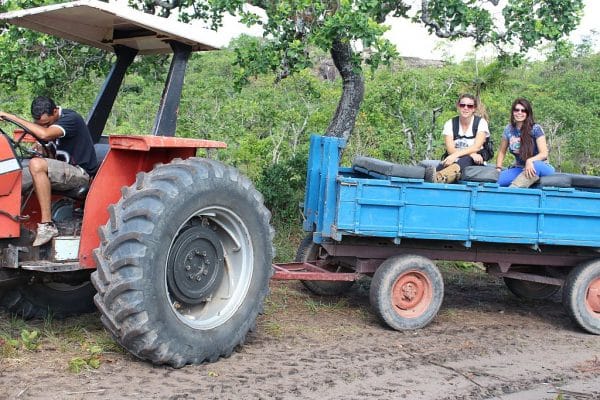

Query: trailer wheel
left=0, top=281, right=96, bottom=319
left=91, top=158, right=273, bottom=367
left=296, top=234, right=353, bottom=296
left=562, top=259, right=600, bottom=335
left=370, top=255, right=443, bottom=331
left=504, top=266, right=560, bottom=300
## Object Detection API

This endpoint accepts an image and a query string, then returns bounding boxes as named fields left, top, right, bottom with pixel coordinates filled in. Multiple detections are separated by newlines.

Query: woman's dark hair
left=31, top=96, right=57, bottom=120
left=510, top=98, right=535, bottom=160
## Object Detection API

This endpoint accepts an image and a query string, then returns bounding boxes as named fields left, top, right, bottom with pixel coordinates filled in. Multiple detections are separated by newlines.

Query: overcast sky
left=203, top=0, right=598, bottom=61
left=384, top=0, right=599, bottom=60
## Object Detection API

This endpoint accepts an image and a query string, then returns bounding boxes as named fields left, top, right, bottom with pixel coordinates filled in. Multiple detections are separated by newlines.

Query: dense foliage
left=131, top=0, right=584, bottom=141
left=1, top=41, right=598, bottom=257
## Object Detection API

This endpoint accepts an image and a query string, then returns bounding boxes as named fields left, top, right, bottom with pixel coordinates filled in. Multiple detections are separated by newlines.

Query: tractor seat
left=54, top=143, right=110, bottom=200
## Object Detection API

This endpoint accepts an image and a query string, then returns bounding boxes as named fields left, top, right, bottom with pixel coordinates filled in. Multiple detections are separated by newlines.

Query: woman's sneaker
left=33, top=222, right=59, bottom=247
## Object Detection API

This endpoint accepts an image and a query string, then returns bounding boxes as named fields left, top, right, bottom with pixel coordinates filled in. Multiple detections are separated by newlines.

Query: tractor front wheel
left=0, top=280, right=96, bottom=319
left=92, top=158, right=273, bottom=367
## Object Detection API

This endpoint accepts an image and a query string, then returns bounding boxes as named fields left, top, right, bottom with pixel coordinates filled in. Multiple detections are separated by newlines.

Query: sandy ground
left=1, top=267, right=599, bottom=400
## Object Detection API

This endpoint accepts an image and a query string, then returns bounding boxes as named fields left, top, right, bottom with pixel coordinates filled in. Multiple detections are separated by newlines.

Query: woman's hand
left=470, top=153, right=484, bottom=165
left=524, top=158, right=537, bottom=178
left=442, top=153, right=459, bottom=166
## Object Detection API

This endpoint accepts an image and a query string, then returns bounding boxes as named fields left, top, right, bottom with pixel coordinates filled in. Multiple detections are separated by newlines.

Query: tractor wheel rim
left=585, top=278, right=600, bottom=314
left=391, top=270, right=433, bottom=318
left=166, top=206, right=253, bottom=330
left=167, top=225, right=224, bottom=305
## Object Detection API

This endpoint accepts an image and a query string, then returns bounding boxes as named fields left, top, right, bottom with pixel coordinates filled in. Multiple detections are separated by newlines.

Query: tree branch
left=419, top=0, right=506, bottom=43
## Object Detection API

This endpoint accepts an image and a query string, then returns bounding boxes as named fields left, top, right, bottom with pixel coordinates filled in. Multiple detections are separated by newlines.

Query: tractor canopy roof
left=0, top=0, right=220, bottom=54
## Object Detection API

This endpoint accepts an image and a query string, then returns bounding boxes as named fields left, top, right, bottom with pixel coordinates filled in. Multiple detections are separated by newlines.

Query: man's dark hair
left=31, top=96, right=57, bottom=120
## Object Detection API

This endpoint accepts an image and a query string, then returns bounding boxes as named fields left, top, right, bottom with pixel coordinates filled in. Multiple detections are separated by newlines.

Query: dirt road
left=1, top=267, right=599, bottom=400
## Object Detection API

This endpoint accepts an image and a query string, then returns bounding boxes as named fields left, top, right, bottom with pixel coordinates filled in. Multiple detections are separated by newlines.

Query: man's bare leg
left=29, top=157, right=52, bottom=222
left=29, top=158, right=59, bottom=246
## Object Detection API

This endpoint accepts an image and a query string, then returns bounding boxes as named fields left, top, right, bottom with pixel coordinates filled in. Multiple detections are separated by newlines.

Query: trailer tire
left=91, top=158, right=273, bottom=367
left=0, top=280, right=96, bottom=319
left=504, top=266, right=560, bottom=300
left=370, top=255, right=443, bottom=331
left=562, top=259, right=600, bottom=335
left=296, top=235, right=353, bottom=296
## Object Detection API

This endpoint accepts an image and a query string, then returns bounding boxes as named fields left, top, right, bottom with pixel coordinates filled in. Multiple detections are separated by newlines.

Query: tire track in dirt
left=2, top=272, right=599, bottom=400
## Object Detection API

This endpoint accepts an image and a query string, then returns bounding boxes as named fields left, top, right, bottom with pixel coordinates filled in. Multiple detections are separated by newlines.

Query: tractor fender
left=78, top=135, right=226, bottom=268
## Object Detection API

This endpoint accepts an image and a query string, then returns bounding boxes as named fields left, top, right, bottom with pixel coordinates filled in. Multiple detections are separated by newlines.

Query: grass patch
left=0, top=311, right=121, bottom=371
left=68, top=344, right=103, bottom=373
left=262, top=321, right=284, bottom=337
left=304, top=298, right=350, bottom=314
left=272, top=220, right=304, bottom=263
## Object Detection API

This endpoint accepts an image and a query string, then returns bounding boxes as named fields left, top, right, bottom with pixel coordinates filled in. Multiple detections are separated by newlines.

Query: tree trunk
left=325, top=38, right=364, bottom=139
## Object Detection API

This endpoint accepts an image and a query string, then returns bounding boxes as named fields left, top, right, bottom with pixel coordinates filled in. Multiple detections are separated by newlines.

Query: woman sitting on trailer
left=495, top=98, right=555, bottom=187
left=425, top=93, right=490, bottom=184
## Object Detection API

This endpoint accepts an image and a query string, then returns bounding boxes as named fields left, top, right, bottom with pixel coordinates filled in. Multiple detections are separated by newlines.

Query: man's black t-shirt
left=54, top=108, right=98, bottom=175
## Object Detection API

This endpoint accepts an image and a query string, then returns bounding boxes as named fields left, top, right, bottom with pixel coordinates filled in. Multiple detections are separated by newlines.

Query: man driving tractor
left=0, top=96, right=98, bottom=246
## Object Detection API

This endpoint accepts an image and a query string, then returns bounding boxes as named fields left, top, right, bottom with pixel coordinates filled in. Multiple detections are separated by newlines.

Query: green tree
left=133, top=0, right=584, bottom=140
left=0, top=0, right=113, bottom=97
left=0, top=0, right=169, bottom=100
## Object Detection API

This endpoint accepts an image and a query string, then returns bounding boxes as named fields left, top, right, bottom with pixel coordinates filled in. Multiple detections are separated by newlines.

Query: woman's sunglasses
left=458, top=103, right=475, bottom=109
left=513, top=107, right=527, bottom=113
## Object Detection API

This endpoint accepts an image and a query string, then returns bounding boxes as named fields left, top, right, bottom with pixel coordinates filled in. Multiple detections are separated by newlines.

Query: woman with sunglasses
left=496, top=98, right=555, bottom=187
left=425, top=93, right=489, bottom=183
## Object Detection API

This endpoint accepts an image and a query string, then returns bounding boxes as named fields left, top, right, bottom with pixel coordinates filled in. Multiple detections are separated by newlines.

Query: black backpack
left=445, top=116, right=494, bottom=161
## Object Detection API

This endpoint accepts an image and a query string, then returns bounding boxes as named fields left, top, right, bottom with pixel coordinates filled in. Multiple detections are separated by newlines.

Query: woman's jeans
left=498, top=162, right=555, bottom=187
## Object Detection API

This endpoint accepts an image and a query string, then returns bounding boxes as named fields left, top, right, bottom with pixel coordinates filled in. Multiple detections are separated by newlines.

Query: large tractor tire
left=91, top=158, right=273, bottom=367
left=0, top=280, right=96, bottom=319
left=296, top=235, right=353, bottom=296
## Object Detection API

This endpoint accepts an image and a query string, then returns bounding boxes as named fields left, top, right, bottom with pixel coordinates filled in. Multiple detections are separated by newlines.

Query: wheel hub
left=393, top=272, right=427, bottom=311
left=586, top=278, right=600, bottom=314
left=167, top=225, right=224, bottom=304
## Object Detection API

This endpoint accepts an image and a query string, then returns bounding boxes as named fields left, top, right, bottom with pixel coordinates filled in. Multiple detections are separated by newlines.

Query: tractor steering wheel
left=0, top=117, right=56, bottom=160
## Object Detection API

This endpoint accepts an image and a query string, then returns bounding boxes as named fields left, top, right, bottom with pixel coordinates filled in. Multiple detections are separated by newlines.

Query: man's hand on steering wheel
left=0, top=114, right=56, bottom=160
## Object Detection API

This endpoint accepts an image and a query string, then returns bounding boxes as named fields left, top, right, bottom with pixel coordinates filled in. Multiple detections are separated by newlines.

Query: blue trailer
left=274, top=134, right=600, bottom=335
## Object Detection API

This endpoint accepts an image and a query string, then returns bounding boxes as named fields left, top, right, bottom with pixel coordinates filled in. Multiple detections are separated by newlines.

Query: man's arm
left=0, top=111, right=63, bottom=141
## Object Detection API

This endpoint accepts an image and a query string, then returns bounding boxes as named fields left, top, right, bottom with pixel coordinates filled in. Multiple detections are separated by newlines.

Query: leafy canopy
left=131, top=0, right=584, bottom=84
left=0, top=0, right=169, bottom=98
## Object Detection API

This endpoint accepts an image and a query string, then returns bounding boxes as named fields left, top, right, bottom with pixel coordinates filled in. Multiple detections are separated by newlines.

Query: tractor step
left=19, top=261, right=81, bottom=272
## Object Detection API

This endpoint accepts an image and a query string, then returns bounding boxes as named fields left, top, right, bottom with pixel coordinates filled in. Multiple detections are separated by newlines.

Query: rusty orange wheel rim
left=585, top=277, right=600, bottom=315
left=391, top=270, right=433, bottom=318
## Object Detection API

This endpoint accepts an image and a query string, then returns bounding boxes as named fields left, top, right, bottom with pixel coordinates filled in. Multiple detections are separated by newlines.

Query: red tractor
left=0, top=1, right=273, bottom=367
